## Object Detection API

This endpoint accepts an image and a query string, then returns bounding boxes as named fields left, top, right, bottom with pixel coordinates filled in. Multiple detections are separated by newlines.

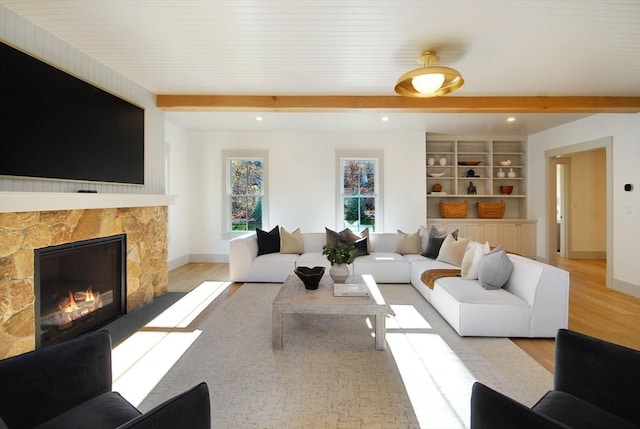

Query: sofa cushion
left=461, top=241, right=491, bottom=279
left=533, top=390, right=638, bottom=429
left=280, top=227, right=304, bottom=254
left=256, top=226, right=280, bottom=256
left=296, top=252, right=331, bottom=270
left=437, top=234, right=470, bottom=266
left=477, top=246, right=514, bottom=290
left=422, top=226, right=458, bottom=259
left=116, top=382, right=210, bottom=429
left=432, top=276, right=530, bottom=337
left=396, top=229, right=421, bottom=255
left=353, top=252, right=410, bottom=283
left=252, top=253, right=298, bottom=282
left=35, top=392, right=141, bottom=429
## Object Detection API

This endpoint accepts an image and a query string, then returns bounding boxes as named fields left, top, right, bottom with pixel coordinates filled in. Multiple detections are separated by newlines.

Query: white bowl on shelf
left=428, top=171, right=446, bottom=177
left=499, top=159, right=512, bottom=166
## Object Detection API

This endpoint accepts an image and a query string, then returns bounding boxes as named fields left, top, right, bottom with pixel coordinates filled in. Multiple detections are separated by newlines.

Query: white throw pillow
left=437, top=234, right=470, bottom=267
left=461, top=241, right=491, bottom=279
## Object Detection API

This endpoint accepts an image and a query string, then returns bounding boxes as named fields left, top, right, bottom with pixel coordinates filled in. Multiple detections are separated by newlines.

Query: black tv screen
left=0, top=41, right=145, bottom=185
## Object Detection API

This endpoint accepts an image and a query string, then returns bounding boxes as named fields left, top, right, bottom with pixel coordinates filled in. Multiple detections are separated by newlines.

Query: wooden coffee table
left=272, top=274, right=387, bottom=350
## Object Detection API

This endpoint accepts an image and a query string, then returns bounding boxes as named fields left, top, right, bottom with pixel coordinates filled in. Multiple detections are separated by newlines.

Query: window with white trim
left=338, top=152, right=382, bottom=232
left=223, top=151, right=268, bottom=233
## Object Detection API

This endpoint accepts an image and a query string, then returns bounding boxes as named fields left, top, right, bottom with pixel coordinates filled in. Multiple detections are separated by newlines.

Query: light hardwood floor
left=168, top=258, right=640, bottom=373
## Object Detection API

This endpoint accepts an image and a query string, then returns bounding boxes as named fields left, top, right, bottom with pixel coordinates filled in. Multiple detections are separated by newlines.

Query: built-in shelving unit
left=426, top=136, right=527, bottom=219
left=426, top=135, right=536, bottom=256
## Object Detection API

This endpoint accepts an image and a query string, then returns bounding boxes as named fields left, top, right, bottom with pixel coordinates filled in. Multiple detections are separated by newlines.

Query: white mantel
left=0, top=192, right=175, bottom=213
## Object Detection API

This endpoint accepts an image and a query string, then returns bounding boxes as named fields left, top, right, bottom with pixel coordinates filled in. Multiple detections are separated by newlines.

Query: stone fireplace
left=0, top=198, right=170, bottom=359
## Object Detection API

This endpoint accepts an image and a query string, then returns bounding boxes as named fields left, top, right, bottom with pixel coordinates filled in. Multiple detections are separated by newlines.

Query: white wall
left=166, top=122, right=191, bottom=269
left=0, top=5, right=166, bottom=194
left=166, top=129, right=426, bottom=264
left=528, top=113, right=640, bottom=295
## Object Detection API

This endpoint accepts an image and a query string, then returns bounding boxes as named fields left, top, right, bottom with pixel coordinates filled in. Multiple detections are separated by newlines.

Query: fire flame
left=65, top=291, right=78, bottom=313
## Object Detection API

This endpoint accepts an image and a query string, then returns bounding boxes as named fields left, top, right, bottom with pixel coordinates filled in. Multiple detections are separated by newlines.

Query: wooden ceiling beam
left=156, top=95, right=640, bottom=113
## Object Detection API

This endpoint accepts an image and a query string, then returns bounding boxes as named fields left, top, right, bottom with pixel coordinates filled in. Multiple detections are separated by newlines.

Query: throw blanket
left=421, top=269, right=461, bottom=290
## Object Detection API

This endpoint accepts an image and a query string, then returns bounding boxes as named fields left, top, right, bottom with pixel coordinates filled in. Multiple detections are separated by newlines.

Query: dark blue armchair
left=471, top=329, right=640, bottom=429
left=0, top=330, right=210, bottom=429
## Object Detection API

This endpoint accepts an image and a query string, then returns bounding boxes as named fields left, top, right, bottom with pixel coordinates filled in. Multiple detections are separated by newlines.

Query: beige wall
left=568, top=148, right=607, bottom=256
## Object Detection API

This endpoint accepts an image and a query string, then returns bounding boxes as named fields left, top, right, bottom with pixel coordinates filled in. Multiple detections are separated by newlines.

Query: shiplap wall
left=0, top=5, right=165, bottom=194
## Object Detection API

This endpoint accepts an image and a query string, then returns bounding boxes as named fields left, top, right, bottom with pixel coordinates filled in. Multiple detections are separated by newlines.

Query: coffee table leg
left=272, top=310, right=283, bottom=349
left=375, top=309, right=386, bottom=351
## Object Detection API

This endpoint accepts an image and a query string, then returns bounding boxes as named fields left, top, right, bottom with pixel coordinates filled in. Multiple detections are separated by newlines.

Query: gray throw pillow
left=477, top=246, right=513, bottom=290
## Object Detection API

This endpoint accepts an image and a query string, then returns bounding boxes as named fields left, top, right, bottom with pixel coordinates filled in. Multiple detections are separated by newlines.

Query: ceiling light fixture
left=395, top=50, right=464, bottom=97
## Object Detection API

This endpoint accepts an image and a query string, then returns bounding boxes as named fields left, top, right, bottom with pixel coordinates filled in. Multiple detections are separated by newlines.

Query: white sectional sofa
left=229, top=229, right=569, bottom=338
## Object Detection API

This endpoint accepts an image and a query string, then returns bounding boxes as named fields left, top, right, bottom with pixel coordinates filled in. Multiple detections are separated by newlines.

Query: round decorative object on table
left=439, top=157, right=447, bottom=166
left=466, top=169, right=475, bottom=177
left=428, top=157, right=435, bottom=166
left=432, top=183, right=443, bottom=192
left=497, top=168, right=506, bottom=178
left=294, top=266, right=325, bottom=290
left=507, top=168, right=516, bottom=178
left=499, top=159, right=512, bottom=166
left=329, top=264, right=350, bottom=284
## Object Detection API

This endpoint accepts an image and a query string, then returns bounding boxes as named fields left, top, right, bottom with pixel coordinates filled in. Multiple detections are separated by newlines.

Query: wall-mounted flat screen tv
left=0, top=41, right=145, bottom=185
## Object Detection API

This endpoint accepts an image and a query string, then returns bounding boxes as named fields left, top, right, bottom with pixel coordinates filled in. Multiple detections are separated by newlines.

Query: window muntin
left=341, top=158, right=378, bottom=232
left=229, top=158, right=264, bottom=232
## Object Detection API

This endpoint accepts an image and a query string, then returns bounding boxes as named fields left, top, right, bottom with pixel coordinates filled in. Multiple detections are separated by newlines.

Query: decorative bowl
left=499, top=185, right=514, bottom=195
left=428, top=171, right=445, bottom=177
left=458, top=161, right=482, bottom=166
left=294, top=266, right=325, bottom=290
left=499, top=159, right=512, bottom=166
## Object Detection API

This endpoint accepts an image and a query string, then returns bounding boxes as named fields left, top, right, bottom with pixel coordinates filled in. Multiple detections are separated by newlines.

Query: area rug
left=137, top=283, right=552, bottom=429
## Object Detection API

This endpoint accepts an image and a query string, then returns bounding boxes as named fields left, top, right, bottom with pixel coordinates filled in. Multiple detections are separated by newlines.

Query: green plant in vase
left=322, top=242, right=357, bottom=283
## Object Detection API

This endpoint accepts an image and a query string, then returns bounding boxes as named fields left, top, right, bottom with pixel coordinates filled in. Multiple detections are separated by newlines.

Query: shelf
left=426, top=137, right=527, bottom=219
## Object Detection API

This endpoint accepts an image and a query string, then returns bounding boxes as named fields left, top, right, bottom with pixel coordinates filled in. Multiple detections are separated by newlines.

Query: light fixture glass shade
left=412, top=73, right=445, bottom=94
left=395, top=51, right=464, bottom=97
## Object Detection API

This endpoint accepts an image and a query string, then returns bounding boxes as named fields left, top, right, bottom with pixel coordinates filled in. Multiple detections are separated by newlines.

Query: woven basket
left=476, top=201, right=506, bottom=219
left=439, top=200, right=468, bottom=218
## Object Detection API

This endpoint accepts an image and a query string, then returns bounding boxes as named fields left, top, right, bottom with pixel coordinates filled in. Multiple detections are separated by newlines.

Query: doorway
left=555, top=159, right=570, bottom=257
left=546, top=138, right=612, bottom=287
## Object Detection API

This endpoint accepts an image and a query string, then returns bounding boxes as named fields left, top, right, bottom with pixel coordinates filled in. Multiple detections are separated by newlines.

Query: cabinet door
left=518, top=223, right=536, bottom=258
left=497, top=223, right=537, bottom=257
left=498, top=223, right=519, bottom=254
left=427, top=221, right=463, bottom=235
left=464, top=223, right=498, bottom=246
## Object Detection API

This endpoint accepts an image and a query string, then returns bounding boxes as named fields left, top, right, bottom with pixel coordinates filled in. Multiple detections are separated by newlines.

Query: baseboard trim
left=611, top=278, right=640, bottom=299
left=566, top=250, right=606, bottom=259
left=168, top=254, right=229, bottom=271
left=168, top=255, right=190, bottom=270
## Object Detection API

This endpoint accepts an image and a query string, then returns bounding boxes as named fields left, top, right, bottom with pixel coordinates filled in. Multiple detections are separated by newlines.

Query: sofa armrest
left=471, top=382, right=567, bottom=429
left=229, top=232, right=258, bottom=282
left=0, top=330, right=113, bottom=428
left=554, top=329, right=640, bottom=426
left=117, top=382, right=210, bottom=429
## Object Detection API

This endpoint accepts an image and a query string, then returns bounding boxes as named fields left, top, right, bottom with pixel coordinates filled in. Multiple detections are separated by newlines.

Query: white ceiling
left=2, top=0, right=639, bottom=135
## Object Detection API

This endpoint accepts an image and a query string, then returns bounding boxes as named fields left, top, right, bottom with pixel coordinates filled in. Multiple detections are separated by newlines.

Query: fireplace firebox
left=35, top=234, right=127, bottom=348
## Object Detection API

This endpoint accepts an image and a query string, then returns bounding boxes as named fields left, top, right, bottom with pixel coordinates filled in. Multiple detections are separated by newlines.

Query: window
left=338, top=152, right=382, bottom=232
left=223, top=151, right=268, bottom=233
